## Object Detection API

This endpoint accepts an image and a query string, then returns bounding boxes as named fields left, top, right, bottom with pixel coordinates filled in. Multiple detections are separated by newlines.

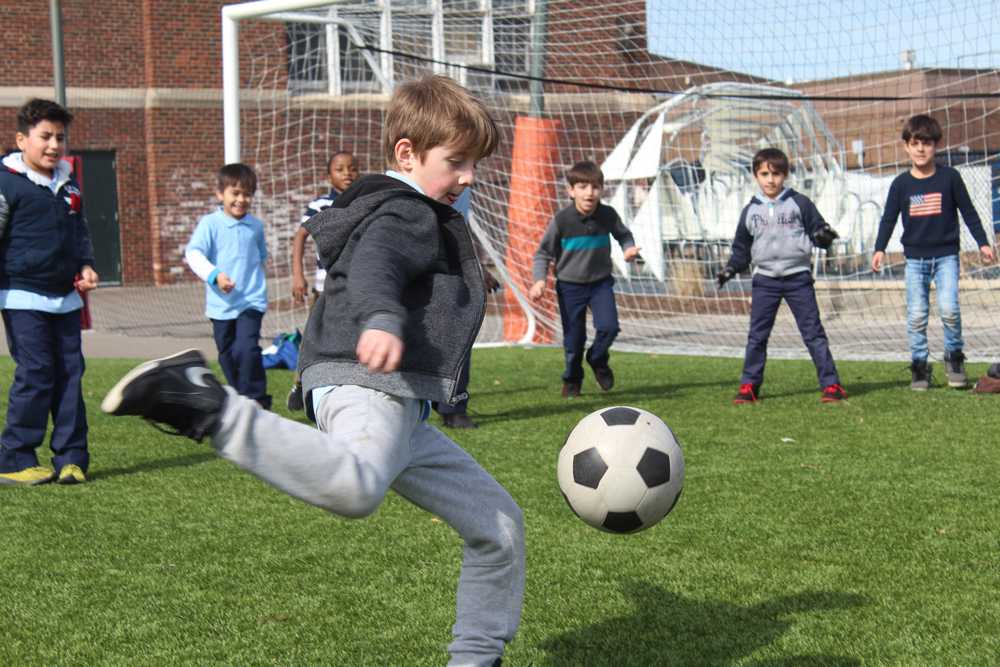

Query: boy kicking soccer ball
left=102, top=75, right=523, bottom=667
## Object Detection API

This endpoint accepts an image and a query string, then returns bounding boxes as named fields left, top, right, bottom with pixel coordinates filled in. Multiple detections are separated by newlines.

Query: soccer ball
left=557, top=406, right=684, bottom=534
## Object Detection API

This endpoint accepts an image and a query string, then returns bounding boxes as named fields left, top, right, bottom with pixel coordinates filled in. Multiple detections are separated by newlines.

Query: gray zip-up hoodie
left=725, top=188, right=826, bottom=278
left=298, top=175, right=486, bottom=410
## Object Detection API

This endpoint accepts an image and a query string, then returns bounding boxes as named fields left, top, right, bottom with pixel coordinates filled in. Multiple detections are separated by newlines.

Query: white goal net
left=95, top=0, right=1000, bottom=362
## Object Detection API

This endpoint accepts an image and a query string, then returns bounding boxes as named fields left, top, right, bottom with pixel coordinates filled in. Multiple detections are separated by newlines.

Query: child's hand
left=356, top=329, right=404, bottom=373
left=528, top=280, right=546, bottom=302
left=215, top=272, right=235, bottom=293
left=871, top=251, right=885, bottom=272
left=980, top=245, right=995, bottom=263
left=292, top=274, right=308, bottom=303
left=624, top=246, right=642, bottom=262
left=715, top=267, right=735, bottom=289
left=77, top=265, right=99, bottom=292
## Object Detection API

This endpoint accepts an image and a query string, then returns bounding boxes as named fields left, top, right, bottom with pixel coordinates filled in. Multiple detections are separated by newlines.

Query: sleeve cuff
left=207, top=268, right=220, bottom=285
left=362, top=312, right=405, bottom=339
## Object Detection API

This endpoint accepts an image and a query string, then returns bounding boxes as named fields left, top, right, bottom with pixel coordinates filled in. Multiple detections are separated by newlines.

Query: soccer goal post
left=214, top=0, right=1000, bottom=361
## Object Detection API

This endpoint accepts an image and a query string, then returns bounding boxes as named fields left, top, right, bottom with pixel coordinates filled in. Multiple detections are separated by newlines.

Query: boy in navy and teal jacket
left=530, top=160, right=640, bottom=397
left=0, top=99, right=98, bottom=486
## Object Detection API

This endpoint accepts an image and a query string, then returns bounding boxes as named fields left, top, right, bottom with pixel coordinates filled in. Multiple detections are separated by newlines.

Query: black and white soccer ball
left=557, top=406, right=684, bottom=534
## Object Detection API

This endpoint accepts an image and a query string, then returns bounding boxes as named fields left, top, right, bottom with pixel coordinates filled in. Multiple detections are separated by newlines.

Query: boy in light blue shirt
left=185, top=163, right=270, bottom=408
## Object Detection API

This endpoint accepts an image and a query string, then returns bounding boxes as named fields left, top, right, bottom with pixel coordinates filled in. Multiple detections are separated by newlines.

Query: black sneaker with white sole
left=101, top=349, right=227, bottom=442
left=944, top=351, right=967, bottom=388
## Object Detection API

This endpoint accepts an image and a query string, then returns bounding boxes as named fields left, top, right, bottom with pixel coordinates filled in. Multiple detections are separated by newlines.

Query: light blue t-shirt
left=187, top=208, right=268, bottom=320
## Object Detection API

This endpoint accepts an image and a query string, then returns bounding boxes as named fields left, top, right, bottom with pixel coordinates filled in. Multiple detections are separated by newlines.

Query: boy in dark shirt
left=529, top=161, right=639, bottom=397
left=871, top=114, right=994, bottom=390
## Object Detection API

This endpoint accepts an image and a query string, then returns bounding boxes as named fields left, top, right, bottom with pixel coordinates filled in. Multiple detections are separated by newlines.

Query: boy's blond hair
left=383, top=74, right=499, bottom=168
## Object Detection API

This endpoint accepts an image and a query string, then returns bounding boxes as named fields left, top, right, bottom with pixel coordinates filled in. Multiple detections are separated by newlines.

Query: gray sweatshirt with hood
left=298, top=175, right=486, bottom=411
left=725, top=188, right=827, bottom=278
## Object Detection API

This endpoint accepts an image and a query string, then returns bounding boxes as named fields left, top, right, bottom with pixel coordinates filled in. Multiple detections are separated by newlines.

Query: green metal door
left=72, top=150, right=121, bottom=284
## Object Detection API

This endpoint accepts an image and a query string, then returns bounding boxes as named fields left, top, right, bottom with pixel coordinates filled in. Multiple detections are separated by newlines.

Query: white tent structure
left=600, top=82, right=851, bottom=280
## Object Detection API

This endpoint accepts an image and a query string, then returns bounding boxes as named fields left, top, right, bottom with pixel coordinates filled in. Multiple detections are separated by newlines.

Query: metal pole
left=50, top=0, right=66, bottom=106
left=222, top=12, right=241, bottom=163
left=528, top=0, right=547, bottom=117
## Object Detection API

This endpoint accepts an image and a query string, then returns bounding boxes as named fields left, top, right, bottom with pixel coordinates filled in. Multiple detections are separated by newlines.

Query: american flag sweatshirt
left=874, top=165, right=989, bottom=258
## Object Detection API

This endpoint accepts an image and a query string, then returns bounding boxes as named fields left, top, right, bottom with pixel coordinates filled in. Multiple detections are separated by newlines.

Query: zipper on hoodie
left=447, top=217, right=487, bottom=406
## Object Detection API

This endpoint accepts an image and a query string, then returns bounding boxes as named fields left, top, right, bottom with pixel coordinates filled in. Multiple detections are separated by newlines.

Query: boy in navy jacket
left=0, top=99, right=98, bottom=485
left=717, top=148, right=844, bottom=404
left=870, top=114, right=994, bottom=390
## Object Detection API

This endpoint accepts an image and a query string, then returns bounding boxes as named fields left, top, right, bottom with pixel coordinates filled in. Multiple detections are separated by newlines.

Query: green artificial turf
left=2, top=348, right=999, bottom=665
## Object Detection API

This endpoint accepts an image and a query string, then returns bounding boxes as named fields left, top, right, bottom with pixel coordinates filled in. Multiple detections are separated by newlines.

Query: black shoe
left=592, top=365, right=615, bottom=391
left=944, top=351, right=967, bottom=388
left=442, top=413, right=479, bottom=429
left=910, top=360, right=932, bottom=391
left=286, top=383, right=304, bottom=411
left=101, top=349, right=227, bottom=442
left=561, top=381, right=581, bottom=398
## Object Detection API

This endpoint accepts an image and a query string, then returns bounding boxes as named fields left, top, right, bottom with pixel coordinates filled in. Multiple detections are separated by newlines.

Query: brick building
left=6, top=1, right=991, bottom=288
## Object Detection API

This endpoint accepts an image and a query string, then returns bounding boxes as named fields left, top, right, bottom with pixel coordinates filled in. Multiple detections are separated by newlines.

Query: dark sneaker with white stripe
left=101, top=349, right=226, bottom=442
left=944, top=351, right=967, bottom=388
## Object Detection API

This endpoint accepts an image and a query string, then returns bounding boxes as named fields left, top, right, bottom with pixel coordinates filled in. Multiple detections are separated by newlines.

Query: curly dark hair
left=17, top=98, right=73, bottom=134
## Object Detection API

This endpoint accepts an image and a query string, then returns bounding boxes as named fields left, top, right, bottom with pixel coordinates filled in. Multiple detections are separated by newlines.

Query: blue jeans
left=556, top=277, right=620, bottom=383
left=904, top=254, right=962, bottom=363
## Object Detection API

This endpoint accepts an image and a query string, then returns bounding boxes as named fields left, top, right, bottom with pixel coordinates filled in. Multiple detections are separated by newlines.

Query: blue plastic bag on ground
left=262, top=329, right=301, bottom=370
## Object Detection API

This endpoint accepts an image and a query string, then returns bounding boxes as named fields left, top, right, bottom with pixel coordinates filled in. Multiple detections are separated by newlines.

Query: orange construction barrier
left=503, top=116, right=561, bottom=343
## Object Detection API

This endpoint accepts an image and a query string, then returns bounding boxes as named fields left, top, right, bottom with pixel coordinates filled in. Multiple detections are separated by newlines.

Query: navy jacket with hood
left=0, top=152, right=95, bottom=296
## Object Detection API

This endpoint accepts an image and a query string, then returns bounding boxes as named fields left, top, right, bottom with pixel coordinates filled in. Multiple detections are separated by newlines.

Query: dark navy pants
left=212, top=309, right=269, bottom=407
left=741, top=271, right=839, bottom=388
left=0, top=308, right=88, bottom=473
left=435, top=351, right=471, bottom=416
left=556, top=277, right=620, bottom=383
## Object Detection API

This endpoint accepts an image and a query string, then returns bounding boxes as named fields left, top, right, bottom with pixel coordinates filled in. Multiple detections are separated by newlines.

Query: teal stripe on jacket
left=561, top=234, right=610, bottom=251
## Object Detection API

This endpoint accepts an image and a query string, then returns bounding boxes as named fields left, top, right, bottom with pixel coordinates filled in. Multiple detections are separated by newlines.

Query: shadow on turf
left=89, top=451, right=217, bottom=481
left=539, top=580, right=866, bottom=666
left=470, top=383, right=728, bottom=424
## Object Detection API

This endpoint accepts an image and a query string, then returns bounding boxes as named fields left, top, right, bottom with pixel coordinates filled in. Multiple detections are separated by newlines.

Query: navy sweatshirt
left=874, top=165, right=989, bottom=258
left=0, top=153, right=95, bottom=296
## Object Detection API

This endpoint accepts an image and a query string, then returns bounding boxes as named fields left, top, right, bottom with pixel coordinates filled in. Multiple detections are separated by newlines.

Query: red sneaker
left=733, top=383, right=760, bottom=404
left=821, top=384, right=848, bottom=402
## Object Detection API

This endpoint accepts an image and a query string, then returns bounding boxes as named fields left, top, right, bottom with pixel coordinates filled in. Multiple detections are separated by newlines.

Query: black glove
left=813, top=224, right=839, bottom=250
left=716, top=267, right=735, bottom=289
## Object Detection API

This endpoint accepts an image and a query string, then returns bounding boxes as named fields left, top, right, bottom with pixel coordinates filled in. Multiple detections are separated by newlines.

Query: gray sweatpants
left=212, top=386, right=524, bottom=666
